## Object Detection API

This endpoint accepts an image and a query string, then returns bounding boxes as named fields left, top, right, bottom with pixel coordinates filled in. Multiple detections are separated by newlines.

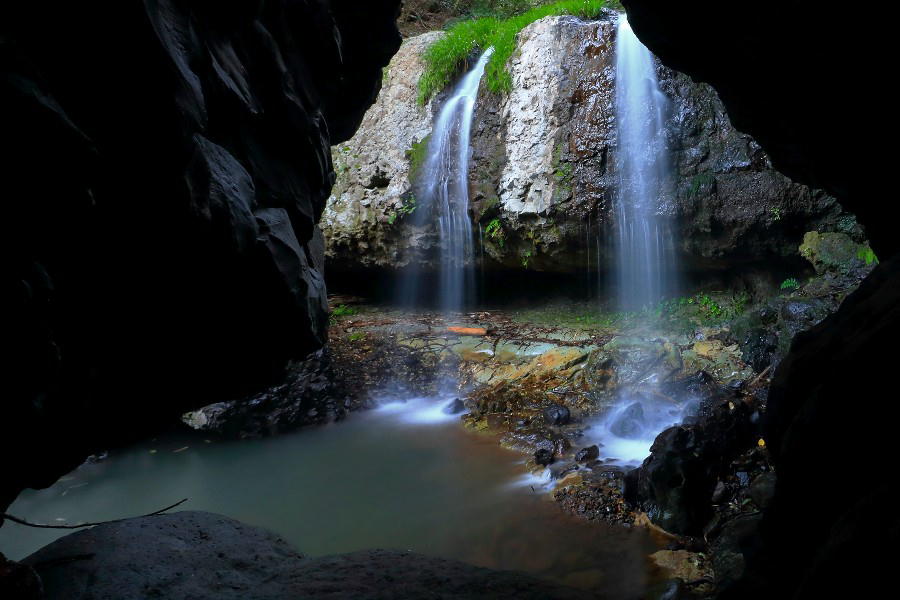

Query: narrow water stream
left=2, top=395, right=662, bottom=598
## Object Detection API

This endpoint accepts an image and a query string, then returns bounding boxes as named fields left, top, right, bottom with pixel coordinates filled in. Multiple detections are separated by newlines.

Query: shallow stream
left=2, top=394, right=663, bottom=598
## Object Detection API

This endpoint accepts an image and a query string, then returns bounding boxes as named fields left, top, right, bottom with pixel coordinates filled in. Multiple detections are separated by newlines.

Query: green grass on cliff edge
left=417, top=0, right=607, bottom=104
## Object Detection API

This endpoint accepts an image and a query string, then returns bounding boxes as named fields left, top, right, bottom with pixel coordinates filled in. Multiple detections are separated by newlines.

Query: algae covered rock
left=799, top=230, right=877, bottom=275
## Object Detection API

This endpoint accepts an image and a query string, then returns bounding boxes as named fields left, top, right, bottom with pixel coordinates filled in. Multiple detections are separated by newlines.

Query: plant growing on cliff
left=780, top=277, right=800, bottom=291
left=857, top=246, right=878, bottom=266
left=388, top=196, right=418, bottom=225
left=418, top=0, right=607, bottom=104
left=688, top=172, right=716, bottom=197
left=484, top=217, right=506, bottom=247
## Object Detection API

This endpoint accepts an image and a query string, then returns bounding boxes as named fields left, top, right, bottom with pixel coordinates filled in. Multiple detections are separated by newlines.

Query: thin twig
left=749, top=364, right=772, bottom=388
left=1, top=498, right=189, bottom=530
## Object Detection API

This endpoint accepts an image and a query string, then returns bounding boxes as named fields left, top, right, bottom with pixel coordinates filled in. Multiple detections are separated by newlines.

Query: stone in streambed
left=535, top=448, right=555, bottom=466
left=442, top=398, right=466, bottom=415
left=543, top=403, right=571, bottom=426
left=609, top=402, right=646, bottom=439
left=575, top=445, right=600, bottom=462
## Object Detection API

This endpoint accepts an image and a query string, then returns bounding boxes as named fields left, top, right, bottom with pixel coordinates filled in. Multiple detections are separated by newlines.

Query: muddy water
left=1, top=396, right=662, bottom=598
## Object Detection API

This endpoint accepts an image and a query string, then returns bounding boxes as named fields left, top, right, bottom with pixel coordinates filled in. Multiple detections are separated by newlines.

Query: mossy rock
left=799, top=231, right=875, bottom=275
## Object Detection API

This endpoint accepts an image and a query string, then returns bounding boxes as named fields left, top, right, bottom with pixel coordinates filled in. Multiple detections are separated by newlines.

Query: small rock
left=442, top=398, right=465, bottom=415
left=749, top=471, right=776, bottom=509
left=609, top=402, right=645, bottom=439
left=711, top=480, right=727, bottom=504
left=575, top=445, right=600, bottom=462
left=534, top=448, right=554, bottom=466
left=543, top=404, right=571, bottom=426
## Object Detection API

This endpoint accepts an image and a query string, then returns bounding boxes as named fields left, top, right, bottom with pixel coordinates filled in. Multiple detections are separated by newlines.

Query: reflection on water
left=2, top=395, right=662, bottom=598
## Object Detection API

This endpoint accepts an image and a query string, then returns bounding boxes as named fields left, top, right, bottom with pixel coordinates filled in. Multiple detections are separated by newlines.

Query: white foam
left=373, top=396, right=462, bottom=425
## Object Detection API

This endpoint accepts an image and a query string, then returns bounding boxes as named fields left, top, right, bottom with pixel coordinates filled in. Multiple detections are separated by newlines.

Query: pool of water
left=1, top=395, right=662, bottom=598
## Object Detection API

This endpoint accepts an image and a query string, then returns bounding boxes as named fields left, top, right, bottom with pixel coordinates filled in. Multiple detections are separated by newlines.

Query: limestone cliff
left=322, top=13, right=857, bottom=277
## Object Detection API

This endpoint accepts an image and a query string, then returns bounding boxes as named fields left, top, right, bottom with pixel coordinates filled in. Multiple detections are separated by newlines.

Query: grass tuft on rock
left=418, top=0, right=607, bottom=104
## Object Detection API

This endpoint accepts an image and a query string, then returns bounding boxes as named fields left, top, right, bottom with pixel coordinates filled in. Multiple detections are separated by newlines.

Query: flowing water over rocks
left=323, top=14, right=858, bottom=281
left=402, top=48, right=495, bottom=311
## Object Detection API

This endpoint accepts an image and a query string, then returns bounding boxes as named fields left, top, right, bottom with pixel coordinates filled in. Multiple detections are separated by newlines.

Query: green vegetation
left=387, top=196, right=418, bottom=225
left=348, top=331, right=367, bottom=342
left=418, top=0, right=607, bottom=104
left=857, top=246, right=878, bottom=266
left=521, top=249, right=533, bottom=268
left=689, top=173, right=716, bottom=197
left=484, top=217, right=506, bottom=247
left=329, top=304, right=358, bottom=326
left=771, top=207, right=783, bottom=222
left=509, top=290, right=752, bottom=335
left=780, top=277, right=800, bottom=290
left=406, top=135, right=431, bottom=182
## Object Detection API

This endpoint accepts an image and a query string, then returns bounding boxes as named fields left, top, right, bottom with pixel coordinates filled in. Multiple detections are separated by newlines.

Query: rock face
left=323, top=31, right=444, bottom=272
left=1, top=0, right=401, bottom=511
left=620, top=2, right=894, bottom=598
left=25, top=511, right=594, bottom=600
left=322, top=13, right=855, bottom=276
left=181, top=349, right=351, bottom=439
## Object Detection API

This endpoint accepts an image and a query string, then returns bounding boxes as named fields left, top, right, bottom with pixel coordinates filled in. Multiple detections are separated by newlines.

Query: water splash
left=613, top=16, right=677, bottom=311
left=589, top=393, right=698, bottom=466
left=411, top=48, right=494, bottom=313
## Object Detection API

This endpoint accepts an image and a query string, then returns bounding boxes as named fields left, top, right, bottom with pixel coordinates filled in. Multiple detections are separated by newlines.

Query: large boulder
left=2, top=0, right=402, bottom=511
left=25, top=511, right=594, bottom=600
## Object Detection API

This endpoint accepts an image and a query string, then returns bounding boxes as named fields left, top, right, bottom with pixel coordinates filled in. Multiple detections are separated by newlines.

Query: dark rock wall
left=1, top=0, right=401, bottom=511
left=622, top=1, right=895, bottom=598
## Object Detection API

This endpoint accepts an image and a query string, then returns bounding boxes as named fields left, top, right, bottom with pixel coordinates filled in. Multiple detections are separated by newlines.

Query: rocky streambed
left=179, top=224, right=874, bottom=596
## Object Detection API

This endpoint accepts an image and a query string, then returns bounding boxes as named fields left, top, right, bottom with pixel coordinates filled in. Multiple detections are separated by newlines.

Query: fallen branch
left=2, top=498, right=189, bottom=530
left=749, top=364, right=772, bottom=388
left=447, top=326, right=488, bottom=335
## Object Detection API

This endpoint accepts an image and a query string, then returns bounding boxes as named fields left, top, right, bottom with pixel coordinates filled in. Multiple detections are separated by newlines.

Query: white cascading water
left=613, top=15, right=677, bottom=311
left=590, top=16, right=685, bottom=465
left=418, top=48, right=494, bottom=313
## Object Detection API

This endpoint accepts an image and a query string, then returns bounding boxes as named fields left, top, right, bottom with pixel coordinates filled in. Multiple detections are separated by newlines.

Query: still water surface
left=2, top=396, right=661, bottom=598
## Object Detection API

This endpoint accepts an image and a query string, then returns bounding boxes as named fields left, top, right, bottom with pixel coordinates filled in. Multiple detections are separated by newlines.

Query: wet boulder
left=625, top=396, right=758, bottom=536
left=609, top=402, right=646, bottom=439
left=535, top=448, right=555, bottom=466
left=443, top=398, right=466, bottom=415
left=575, top=445, right=600, bottom=462
left=543, top=403, right=571, bottom=426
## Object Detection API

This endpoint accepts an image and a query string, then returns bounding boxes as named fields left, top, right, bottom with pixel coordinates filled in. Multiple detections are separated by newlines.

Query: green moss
left=418, top=1, right=607, bottom=104
left=857, top=245, right=878, bottom=266
left=406, top=135, right=431, bottom=182
left=689, top=172, right=716, bottom=197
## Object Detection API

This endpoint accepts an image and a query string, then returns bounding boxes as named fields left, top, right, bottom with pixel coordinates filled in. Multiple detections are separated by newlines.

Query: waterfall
left=416, top=47, right=494, bottom=313
left=613, top=16, right=677, bottom=311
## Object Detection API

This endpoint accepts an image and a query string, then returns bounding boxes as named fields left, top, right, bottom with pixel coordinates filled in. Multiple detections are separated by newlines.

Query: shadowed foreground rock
left=25, top=511, right=593, bottom=600
left=2, top=0, right=401, bottom=512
